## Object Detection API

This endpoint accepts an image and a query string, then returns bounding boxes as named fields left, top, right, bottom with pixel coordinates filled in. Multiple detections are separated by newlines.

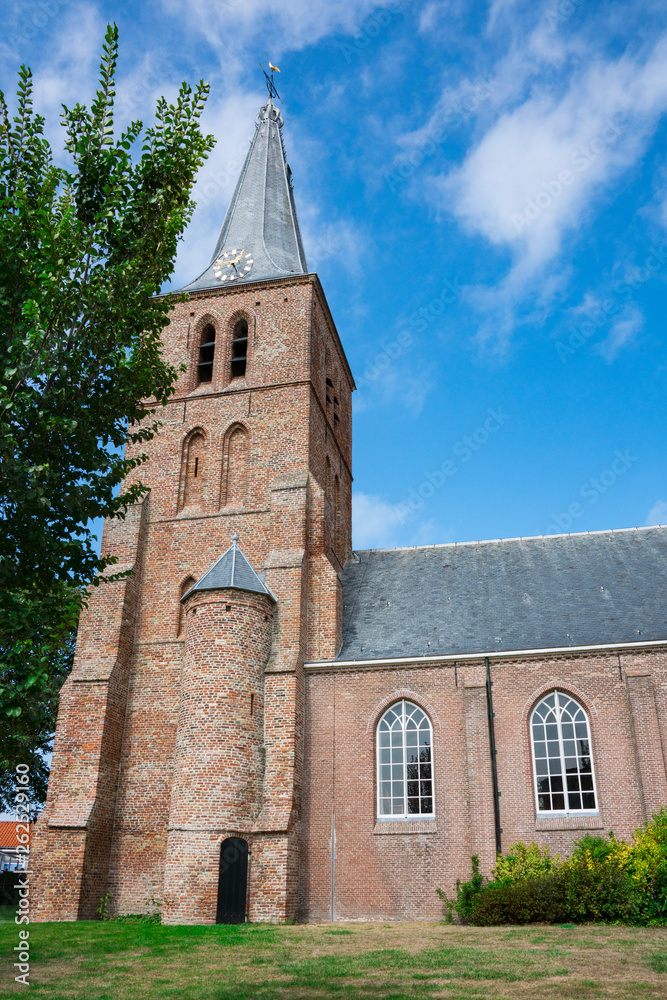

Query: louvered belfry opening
left=231, top=319, right=248, bottom=378
left=197, top=324, right=216, bottom=383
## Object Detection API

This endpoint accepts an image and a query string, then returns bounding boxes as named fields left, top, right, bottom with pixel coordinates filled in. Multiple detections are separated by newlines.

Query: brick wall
left=299, top=648, right=667, bottom=922
left=162, top=586, right=274, bottom=924
left=32, top=273, right=354, bottom=923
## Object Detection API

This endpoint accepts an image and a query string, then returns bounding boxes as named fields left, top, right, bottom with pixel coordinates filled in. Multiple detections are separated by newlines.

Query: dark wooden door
left=216, top=837, right=248, bottom=924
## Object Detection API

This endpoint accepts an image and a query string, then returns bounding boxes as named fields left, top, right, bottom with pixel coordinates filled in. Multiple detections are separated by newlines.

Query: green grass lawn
left=1, top=920, right=666, bottom=999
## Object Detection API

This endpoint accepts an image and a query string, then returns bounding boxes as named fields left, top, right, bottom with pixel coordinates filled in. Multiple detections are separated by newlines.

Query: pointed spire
left=181, top=535, right=276, bottom=602
left=181, top=99, right=308, bottom=292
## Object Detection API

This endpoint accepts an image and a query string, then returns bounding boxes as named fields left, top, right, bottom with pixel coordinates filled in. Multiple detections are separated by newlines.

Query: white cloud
left=446, top=39, right=667, bottom=268
left=646, top=500, right=667, bottom=525
left=159, top=0, right=388, bottom=74
left=418, top=2, right=440, bottom=33
left=298, top=215, right=364, bottom=275
left=595, top=304, right=644, bottom=361
left=414, top=27, right=667, bottom=348
left=352, top=492, right=453, bottom=548
left=486, top=0, right=520, bottom=35
left=26, top=4, right=106, bottom=152
left=352, top=492, right=409, bottom=548
left=354, top=360, right=436, bottom=415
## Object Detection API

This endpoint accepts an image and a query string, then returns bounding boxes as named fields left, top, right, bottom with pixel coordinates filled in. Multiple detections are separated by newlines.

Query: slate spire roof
left=181, top=535, right=275, bottom=602
left=180, top=99, right=308, bottom=293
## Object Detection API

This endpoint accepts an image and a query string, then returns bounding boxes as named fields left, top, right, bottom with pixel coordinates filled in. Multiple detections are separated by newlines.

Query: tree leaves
left=0, top=23, right=215, bottom=809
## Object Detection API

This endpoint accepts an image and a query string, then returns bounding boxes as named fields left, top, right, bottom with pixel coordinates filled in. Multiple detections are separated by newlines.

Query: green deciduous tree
left=0, top=24, right=215, bottom=810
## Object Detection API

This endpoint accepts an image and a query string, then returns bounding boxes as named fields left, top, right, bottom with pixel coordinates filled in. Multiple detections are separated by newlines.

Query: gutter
left=304, top=638, right=667, bottom=672
left=485, top=657, right=502, bottom=856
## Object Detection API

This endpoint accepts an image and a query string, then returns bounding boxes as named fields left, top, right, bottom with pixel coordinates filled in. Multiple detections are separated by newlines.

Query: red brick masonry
left=299, top=650, right=667, bottom=921
left=29, top=271, right=667, bottom=923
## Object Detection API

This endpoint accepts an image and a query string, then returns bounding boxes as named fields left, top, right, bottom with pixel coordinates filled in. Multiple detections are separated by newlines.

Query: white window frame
left=376, top=700, right=435, bottom=820
left=530, top=689, right=599, bottom=816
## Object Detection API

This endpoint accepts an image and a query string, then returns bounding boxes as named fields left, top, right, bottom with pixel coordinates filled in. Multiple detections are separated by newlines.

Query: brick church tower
left=32, top=96, right=354, bottom=924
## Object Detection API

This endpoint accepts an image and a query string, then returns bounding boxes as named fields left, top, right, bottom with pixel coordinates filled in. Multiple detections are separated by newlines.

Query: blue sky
left=2, top=0, right=666, bottom=550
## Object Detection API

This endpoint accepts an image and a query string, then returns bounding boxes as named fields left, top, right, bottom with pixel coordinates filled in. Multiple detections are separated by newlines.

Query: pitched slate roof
left=180, top=99, right=307, bottom=293
left=181, top=535, right=275, bottom=602
left=338, top=526, right=667, bottom=661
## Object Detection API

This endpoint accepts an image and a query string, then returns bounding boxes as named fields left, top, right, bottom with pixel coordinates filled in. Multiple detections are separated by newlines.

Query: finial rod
left=260, top=61, right=283, bottom=103
left=232, top=533, right=239, bottom=544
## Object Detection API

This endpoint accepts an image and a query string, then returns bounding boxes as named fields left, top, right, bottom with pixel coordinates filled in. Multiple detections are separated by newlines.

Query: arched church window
left=221, top=425, right=248, bottom=507
left=197, top=324, right=216, bottom=383
left=377, top=701, right=433, bottom=818
left=531, top=691, right=598, bottom=814
left=231, top=319, right=248, bottom=379
left=180, top=431, right=206, bottom=509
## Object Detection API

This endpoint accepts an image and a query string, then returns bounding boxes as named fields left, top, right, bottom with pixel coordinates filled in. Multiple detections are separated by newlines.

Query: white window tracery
left=377, top=700, right=434, bottom=818
left=531, top=691, right=598, bottom=814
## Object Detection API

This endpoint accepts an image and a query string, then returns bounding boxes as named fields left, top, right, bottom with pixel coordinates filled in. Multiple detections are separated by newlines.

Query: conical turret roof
left=181, top=535, right=276, bottom=602
left=180, top=99, right=308, bottom=292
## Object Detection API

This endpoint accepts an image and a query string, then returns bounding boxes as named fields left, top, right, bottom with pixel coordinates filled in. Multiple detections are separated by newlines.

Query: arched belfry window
left=221, top=425, right=248, bottom=507
left=197, top=324, right=216, bottom=383
left=531, top=691, right=598, bottom=814
left=377, top=701, right=433, bottom=818
left=231, top=319, right=248, bottom=379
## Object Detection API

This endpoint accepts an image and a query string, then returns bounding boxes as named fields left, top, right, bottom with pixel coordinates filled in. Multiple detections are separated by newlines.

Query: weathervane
left=259, top=61, right=283, bottom=103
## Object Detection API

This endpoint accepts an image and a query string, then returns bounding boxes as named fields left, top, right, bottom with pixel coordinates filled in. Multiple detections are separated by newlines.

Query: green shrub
left=471, top=872, right=568, bottom=925
left=493, top=841, right=562, bottom=884
left=439, top=808, right=667, bottom=927
left=436, top=854, right=485, bottom=924
left=572, top=833, right=617, bottom=863
left=563, top=855, right=640, bottom=924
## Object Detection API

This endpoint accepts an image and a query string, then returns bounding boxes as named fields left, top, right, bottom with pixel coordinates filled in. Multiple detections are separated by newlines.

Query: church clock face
left=213, top=248, right=254, bottom=282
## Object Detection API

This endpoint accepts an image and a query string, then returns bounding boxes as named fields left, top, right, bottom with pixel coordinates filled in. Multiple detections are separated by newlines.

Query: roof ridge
left=351, top=524, right=665, bottom=556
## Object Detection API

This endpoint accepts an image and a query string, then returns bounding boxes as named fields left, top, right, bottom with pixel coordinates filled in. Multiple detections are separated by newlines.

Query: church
left=32, top=90, right=667, bottom=925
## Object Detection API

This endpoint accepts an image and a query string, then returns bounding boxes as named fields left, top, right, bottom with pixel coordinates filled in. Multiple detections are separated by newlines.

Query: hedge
left=438, top=808, right=667, bottom=925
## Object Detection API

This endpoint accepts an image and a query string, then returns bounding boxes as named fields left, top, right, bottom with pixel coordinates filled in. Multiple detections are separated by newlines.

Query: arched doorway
left=216, top=837, right=249, bottom=924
